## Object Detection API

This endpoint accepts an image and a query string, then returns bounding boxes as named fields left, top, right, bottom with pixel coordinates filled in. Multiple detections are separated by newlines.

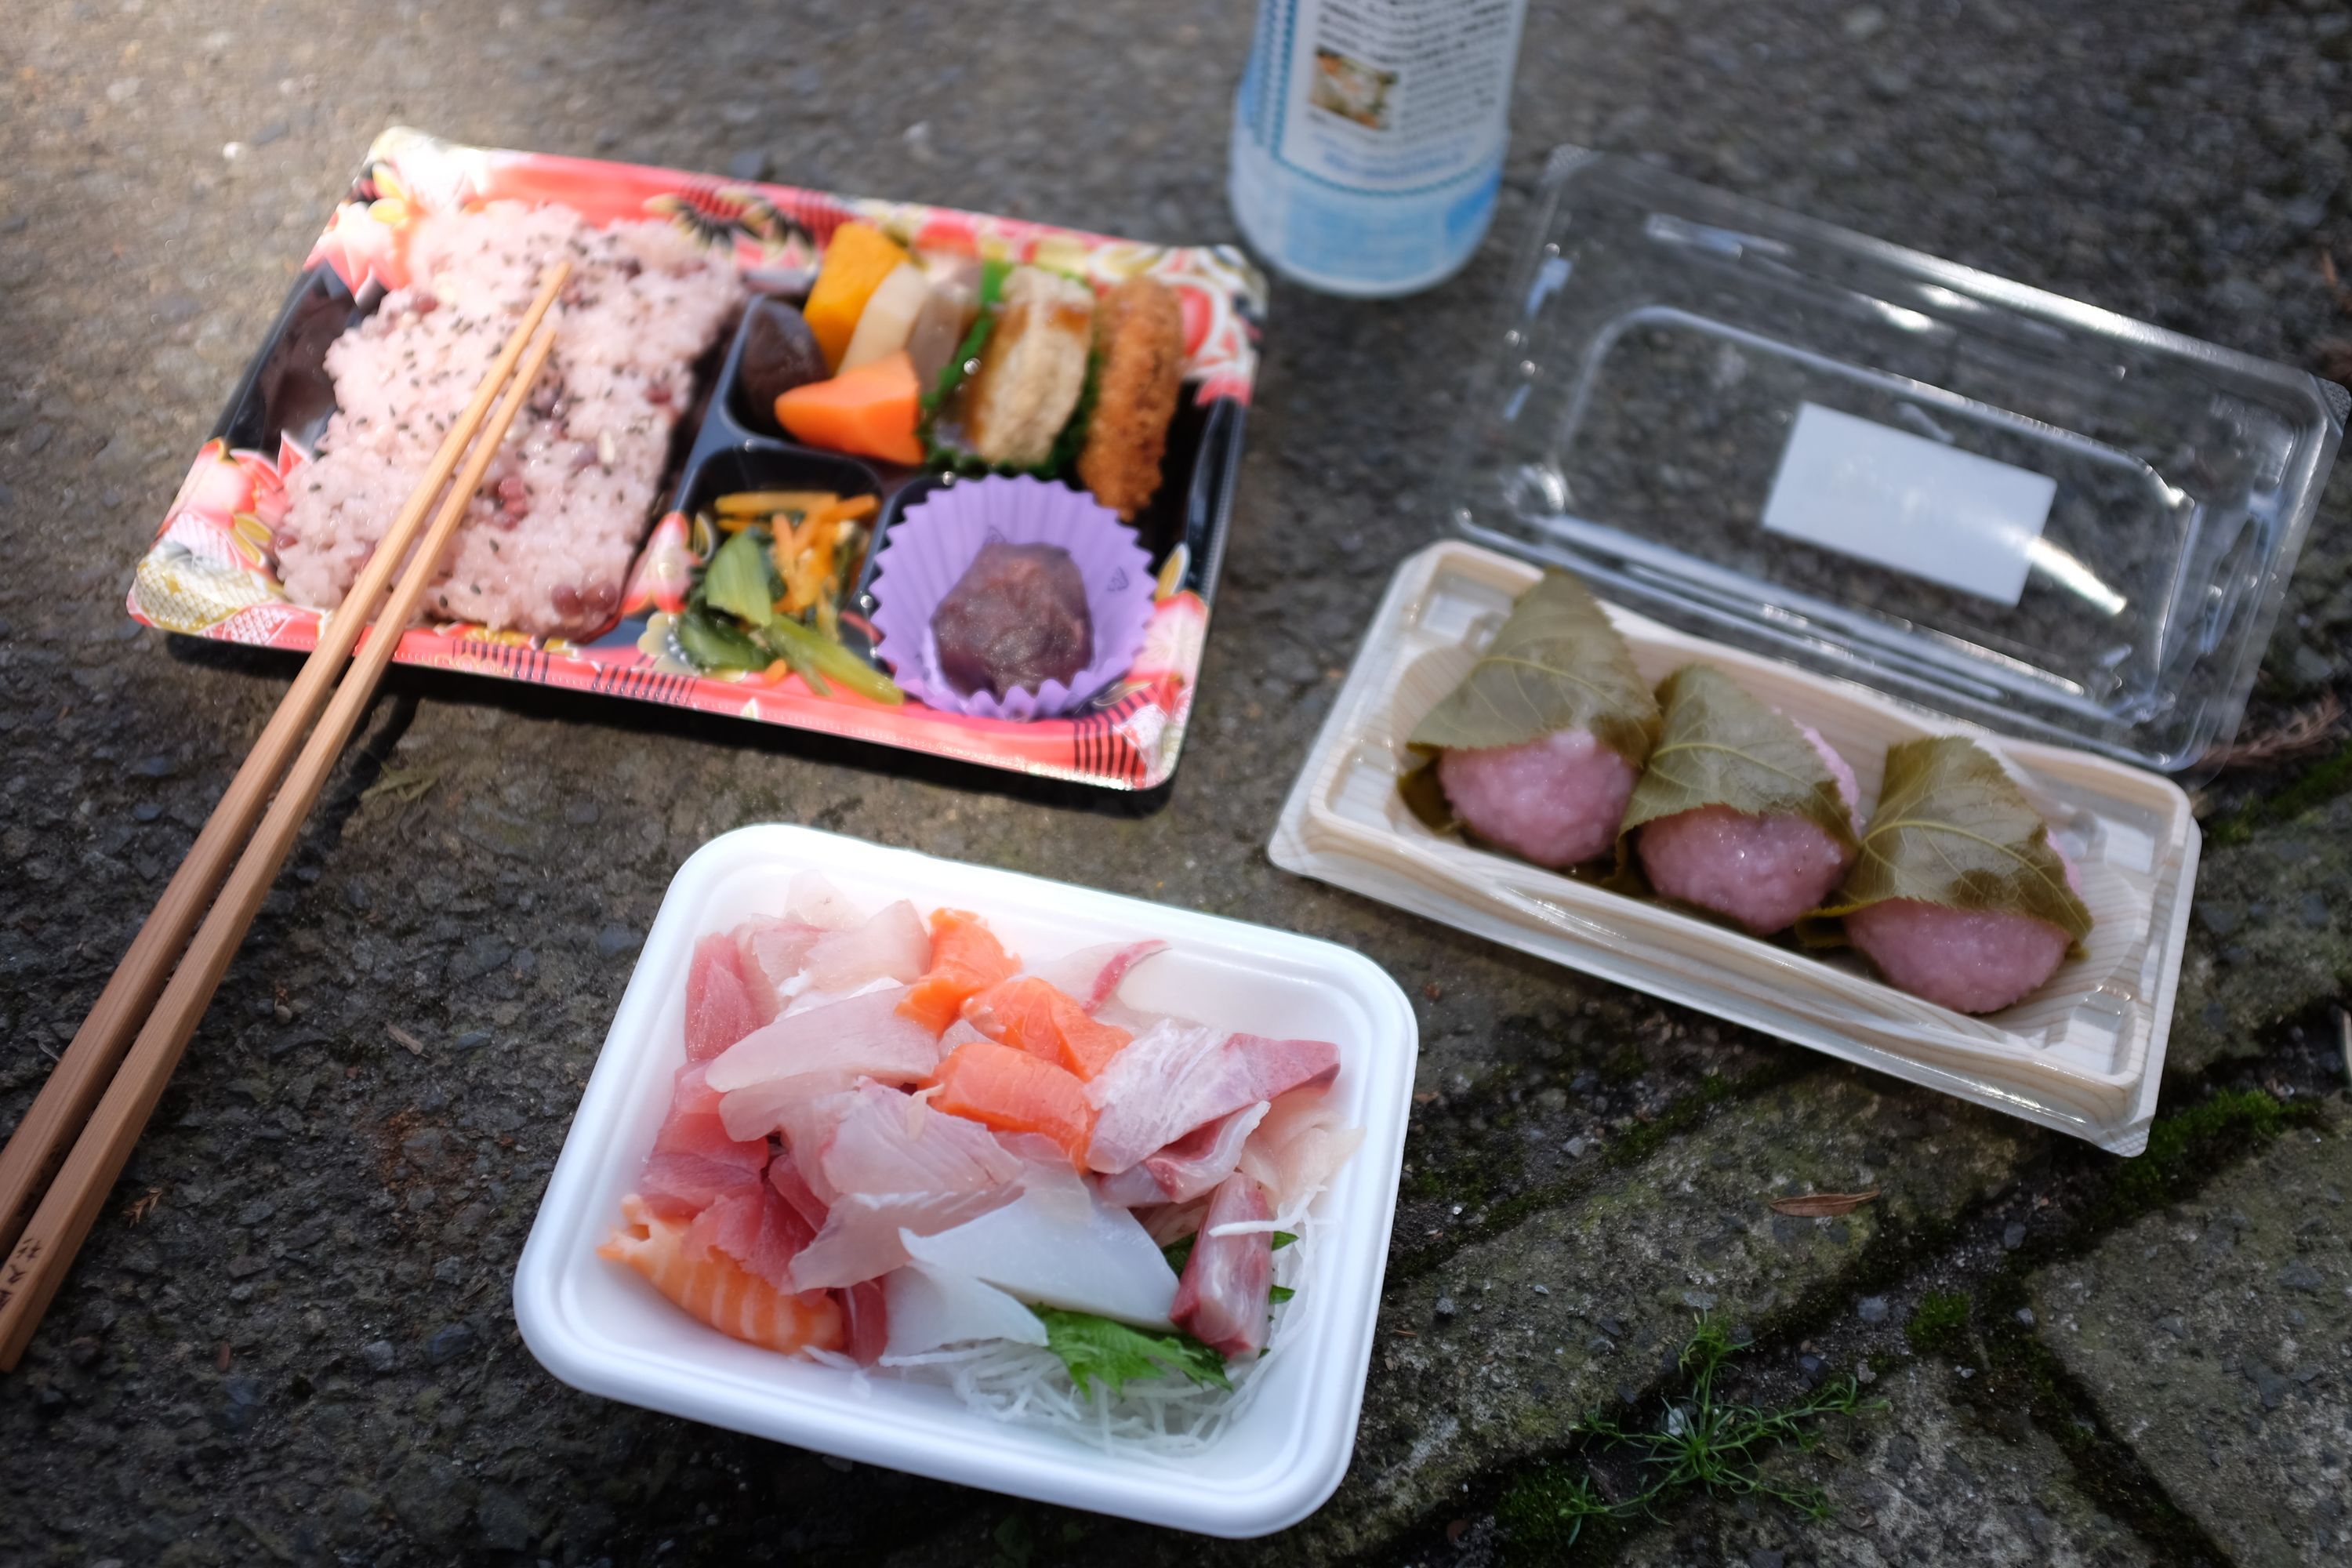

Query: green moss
left=2208, top=737, right=2352, bottom=845
left=1905, top=1289, right=1973, bottom=1357
left=2099, top=1089, right=2299, bottom=1221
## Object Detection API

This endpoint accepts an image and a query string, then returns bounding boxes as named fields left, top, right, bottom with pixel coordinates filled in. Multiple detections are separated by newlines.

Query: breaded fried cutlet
left=964, top=266, right=1095, bottom=470
left=1076, top=277, right=1186, bottom=519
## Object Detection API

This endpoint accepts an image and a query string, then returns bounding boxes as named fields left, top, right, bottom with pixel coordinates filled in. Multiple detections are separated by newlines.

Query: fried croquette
left=1076, top=277, right=1187, bottom=518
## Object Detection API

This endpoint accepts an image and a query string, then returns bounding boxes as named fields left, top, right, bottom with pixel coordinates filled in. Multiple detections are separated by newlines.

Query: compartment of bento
left=719, top=295, right=831, bottom=445
left=668, top=440, right=891, bottom=672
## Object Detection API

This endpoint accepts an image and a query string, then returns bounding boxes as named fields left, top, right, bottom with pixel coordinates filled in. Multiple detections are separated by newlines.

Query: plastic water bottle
left=1229, top=0, right=1530, bottom=298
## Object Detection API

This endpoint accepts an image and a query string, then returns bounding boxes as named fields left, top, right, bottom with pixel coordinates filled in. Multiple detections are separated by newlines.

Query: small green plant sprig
left=1518, top=1318, right=1888, bottom=1548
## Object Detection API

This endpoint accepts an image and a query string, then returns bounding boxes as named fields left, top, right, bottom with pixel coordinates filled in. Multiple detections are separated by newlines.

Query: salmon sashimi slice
left=928, top=1039, right=1096, bottom=1165
left=898, top=909, right=1021, bottom=1036
left=640, top=1062, right=770, bottom=1219
left=1170, top=1172, right=1273, bottom=1357
left=960, top=977, right=1134, bottom=1080
left=603, top=1194, right=845, bottom=1356
left=685, top=932, right=768, bottom=1060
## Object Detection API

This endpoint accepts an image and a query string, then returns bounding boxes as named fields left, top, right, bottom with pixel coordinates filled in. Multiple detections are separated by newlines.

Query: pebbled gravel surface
left=2, top=2, right=2348, bottom=1565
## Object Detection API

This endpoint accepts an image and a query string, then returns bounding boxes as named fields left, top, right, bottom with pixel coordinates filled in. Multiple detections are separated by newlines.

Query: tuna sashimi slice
left=790, top=1189, right=1011, bottom=1290
left=899, top=909, right=1021, bottom=1036
left=1145, top=1100, right=1272, bottom=1204
left=804, top=900, right=931, bottom=992
left=702, top=986, right=941, bottom=1093
left=1237, top=1086, right=1365, bottom=1214
left=602, top=1193, right=845, bottom=1356
left=732, top=915, right=827, bottom=1018
left=684, top=1181, right=817, bottom=1293
left=883, top=1261, right=1051, bottom=1357
left=1083, top=1022, right=1340, bottom=1174
left=684, top=932, right=768, bottom=1061
left=1025, top=939, right=1169, bottom=1013
left=837, top=1277, right=890, bottom=1366
left=639, top=1062, right=769, bottom=1219
left=787, top=870, right=864, bottom=931
left=819, top=1080, right=1025, bottom=1198
left=899, top=1186, right=1179, bottom=1328
left=1171, top=1173, right=1273, bottom=1356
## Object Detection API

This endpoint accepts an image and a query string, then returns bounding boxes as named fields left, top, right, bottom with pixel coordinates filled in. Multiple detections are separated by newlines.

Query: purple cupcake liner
left=868, top=475, right=1156, bottom=721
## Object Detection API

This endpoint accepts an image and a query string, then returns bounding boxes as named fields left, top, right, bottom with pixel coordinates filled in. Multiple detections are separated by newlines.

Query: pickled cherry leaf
left=1810, top=736, right=2092, bottom=949
left=1619, top=664, right=1858, bottom=853
left=1406, top=571, right=1661, bottom=767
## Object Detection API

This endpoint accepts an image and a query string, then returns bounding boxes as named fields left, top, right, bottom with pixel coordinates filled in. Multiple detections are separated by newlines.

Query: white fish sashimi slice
left=804, top=900, right=931, bottom=991
left=881, top=1261, right=1050, bottom=1358
left=1025, top=939, right=1169, bottom=1013
left=787, top=869, right=864, bottom=931
left=716, top=1069, right=858, bottom=1144
left=731, top=915, right=827, bottom=1017
left=1236, top=1084, right=1367, bottom=1213
left=775, top=1087, right=856, bottom=1204
left=702, top=986, right=938, bottom=1092
left=900, top=1187, right=1179, bottom=1328
left=789, top=1189, right=1011, bottom=1290
left=821, top=1080, right=1024, bottom=1196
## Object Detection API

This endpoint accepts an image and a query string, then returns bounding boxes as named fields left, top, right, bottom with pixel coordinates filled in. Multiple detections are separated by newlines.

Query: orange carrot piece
left=927, top=1040, right=1095, bottom=1164
left=898, top=909, right=1020, bottom=1036
left=961, top=977, right=1134, bottom=1080
left=775, top=350, right=924, bottom=466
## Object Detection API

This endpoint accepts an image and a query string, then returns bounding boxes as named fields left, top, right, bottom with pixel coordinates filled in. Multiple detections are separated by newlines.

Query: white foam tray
left=514, top=824, right=1417, bottom=1537
left=1272, top=541, right=2199, bottom=1155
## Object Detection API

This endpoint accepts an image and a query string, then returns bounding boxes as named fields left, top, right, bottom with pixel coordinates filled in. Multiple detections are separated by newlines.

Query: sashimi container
left=1272, top=147, right=2345, bottom=1155
left=514, top=826, right=1417, bottom=1537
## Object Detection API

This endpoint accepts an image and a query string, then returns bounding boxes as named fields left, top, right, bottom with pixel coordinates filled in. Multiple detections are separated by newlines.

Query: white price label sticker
left=1760, top=403, right=2056, bottom=606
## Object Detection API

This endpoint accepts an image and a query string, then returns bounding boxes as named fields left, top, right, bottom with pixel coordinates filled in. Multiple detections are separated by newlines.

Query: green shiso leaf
left=1620, top=663, right=1859, bottom=854
left=1406, top=571, right=1661, bottom=766
left=1269, top=1284, right=1296, bottom=1304
left=1030, top=1308, right=1231, bottom=1400
left=1806, top=735, right=2092, bottom=951
left=1271, top=1231, right=1298, bottom=1250
left=1160, top=1234, right=1194, bottom=1275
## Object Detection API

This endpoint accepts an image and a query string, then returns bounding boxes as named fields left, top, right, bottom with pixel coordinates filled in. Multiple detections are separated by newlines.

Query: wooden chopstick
left=0, top=304, right=566, bottom=1369
left=0, top=264, right=572, bottom=1261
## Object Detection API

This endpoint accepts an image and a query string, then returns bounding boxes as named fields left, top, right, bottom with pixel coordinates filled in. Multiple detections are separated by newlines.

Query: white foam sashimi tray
left=516, top=824, right=1417, bottom=1536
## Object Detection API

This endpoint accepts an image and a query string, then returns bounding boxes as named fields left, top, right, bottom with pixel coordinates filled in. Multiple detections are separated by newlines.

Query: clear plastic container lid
left=1454, top=147, right=2347, bottom=774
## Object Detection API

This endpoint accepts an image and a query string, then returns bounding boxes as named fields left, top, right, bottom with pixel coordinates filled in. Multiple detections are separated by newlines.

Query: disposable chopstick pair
left=0, top=264, right=570, bottom=1368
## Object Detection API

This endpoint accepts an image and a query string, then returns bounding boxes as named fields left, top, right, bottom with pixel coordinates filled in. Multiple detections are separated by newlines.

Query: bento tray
left=1272, top=541, right=2197, bottom=1154
left=515, top=825, right=1417, bottom=1536
left=126, top=126, right=1268, bottom=792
